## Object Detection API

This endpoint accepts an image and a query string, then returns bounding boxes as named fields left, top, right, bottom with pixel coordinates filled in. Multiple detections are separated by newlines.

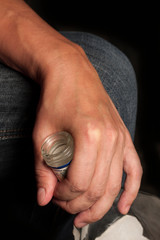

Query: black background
left=27, top=0, right=160, bottom=196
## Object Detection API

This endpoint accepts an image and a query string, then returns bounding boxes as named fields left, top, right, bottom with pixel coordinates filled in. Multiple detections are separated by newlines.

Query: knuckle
left=86, top=189, right=103, bottom=203
left=64, top=202, right=78, bottom=215
left=82, top=119, right=103, bottom=144
left=67, top=206, right=78, bottom=215
left=108, top=182, right=121, bottom=197
left=69, top=182, right=88, bottom=194
left=106, top=126, right=118, bottom=144
left=35, top=167, right=48, bottom=180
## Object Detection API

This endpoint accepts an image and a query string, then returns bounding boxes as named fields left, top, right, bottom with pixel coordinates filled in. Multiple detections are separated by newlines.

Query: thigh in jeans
left=0, top=63, right=75, bottom=239
left=0, top=63, right=38, bottom=237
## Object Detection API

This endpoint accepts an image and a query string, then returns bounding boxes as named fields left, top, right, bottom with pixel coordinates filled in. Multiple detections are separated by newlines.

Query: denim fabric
left=0, top=32, right=137, bottom=239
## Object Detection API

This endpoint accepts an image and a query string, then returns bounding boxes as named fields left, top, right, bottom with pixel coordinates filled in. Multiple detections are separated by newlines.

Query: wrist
left=0, top=0, right=84, bottom=84
left=37, top=38, right=86, bottom=86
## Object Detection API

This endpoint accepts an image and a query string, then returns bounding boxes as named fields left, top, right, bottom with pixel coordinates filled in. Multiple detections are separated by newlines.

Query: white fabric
left=73, top=215, right=150, bottom=240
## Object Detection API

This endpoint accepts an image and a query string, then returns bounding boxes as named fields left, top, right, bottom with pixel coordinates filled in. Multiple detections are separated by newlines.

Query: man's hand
left=33, top=42, right=142, bottom=228
left=0, top=0, right=142, bottom=229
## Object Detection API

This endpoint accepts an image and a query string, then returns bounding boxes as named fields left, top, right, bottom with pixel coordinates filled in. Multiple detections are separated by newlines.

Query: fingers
left=53, top=125, right=124, bottom=228
left=54, top=149, right=123, bottom=228
left=53, top=126, right=100, bottom=201
left=54, top=109, right=124, bottom=202
left=53, top=129, right=142, bottom=228
left=118, top=139, right=143, bottom=214
left=74, top=185, right=119, bottom=228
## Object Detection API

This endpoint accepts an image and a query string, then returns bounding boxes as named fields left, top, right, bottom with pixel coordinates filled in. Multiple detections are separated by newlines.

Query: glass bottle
left=41, top=131, right=74, bottom=181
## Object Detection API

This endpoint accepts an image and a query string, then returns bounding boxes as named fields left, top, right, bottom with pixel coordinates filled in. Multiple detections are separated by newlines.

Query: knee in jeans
left=77, top=32, right=137, bottom=93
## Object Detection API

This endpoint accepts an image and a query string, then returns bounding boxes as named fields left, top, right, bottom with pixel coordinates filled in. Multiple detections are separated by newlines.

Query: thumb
left=32, top=112, right=58, bottom=206
left=32, top=103, right=58, bottom=206
left=35, top=154, right=57, bottom=206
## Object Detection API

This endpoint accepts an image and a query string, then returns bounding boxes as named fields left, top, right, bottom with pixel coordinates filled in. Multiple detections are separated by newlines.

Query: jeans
left=0, top=32, right=137, bottom=239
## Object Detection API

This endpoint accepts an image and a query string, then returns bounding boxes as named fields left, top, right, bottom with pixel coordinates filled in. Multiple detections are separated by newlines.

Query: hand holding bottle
left=33, top=42, right=142, bottom=228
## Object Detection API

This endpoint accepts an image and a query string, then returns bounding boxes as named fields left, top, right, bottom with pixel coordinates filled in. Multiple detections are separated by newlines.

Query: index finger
left=54, top=129, right=99, bottom=201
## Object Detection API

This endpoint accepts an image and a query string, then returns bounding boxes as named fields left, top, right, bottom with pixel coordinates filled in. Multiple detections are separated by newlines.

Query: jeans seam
left=0, top=128, right=31, bottom=132
left=0, top=128, right=32, bottom=140
left=0, top=134, right=31, bottom=140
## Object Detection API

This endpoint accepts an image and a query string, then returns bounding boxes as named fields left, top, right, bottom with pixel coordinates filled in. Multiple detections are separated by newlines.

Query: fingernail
left=37, top=187, right=45, bottom=205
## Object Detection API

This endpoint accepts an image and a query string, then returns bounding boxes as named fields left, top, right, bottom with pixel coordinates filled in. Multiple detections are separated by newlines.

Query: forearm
left=0, top=0, right=76, bottom=82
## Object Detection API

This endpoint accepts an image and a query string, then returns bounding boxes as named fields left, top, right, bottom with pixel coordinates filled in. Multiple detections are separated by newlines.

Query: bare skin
left=0, top=0, right=142, bottom=228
